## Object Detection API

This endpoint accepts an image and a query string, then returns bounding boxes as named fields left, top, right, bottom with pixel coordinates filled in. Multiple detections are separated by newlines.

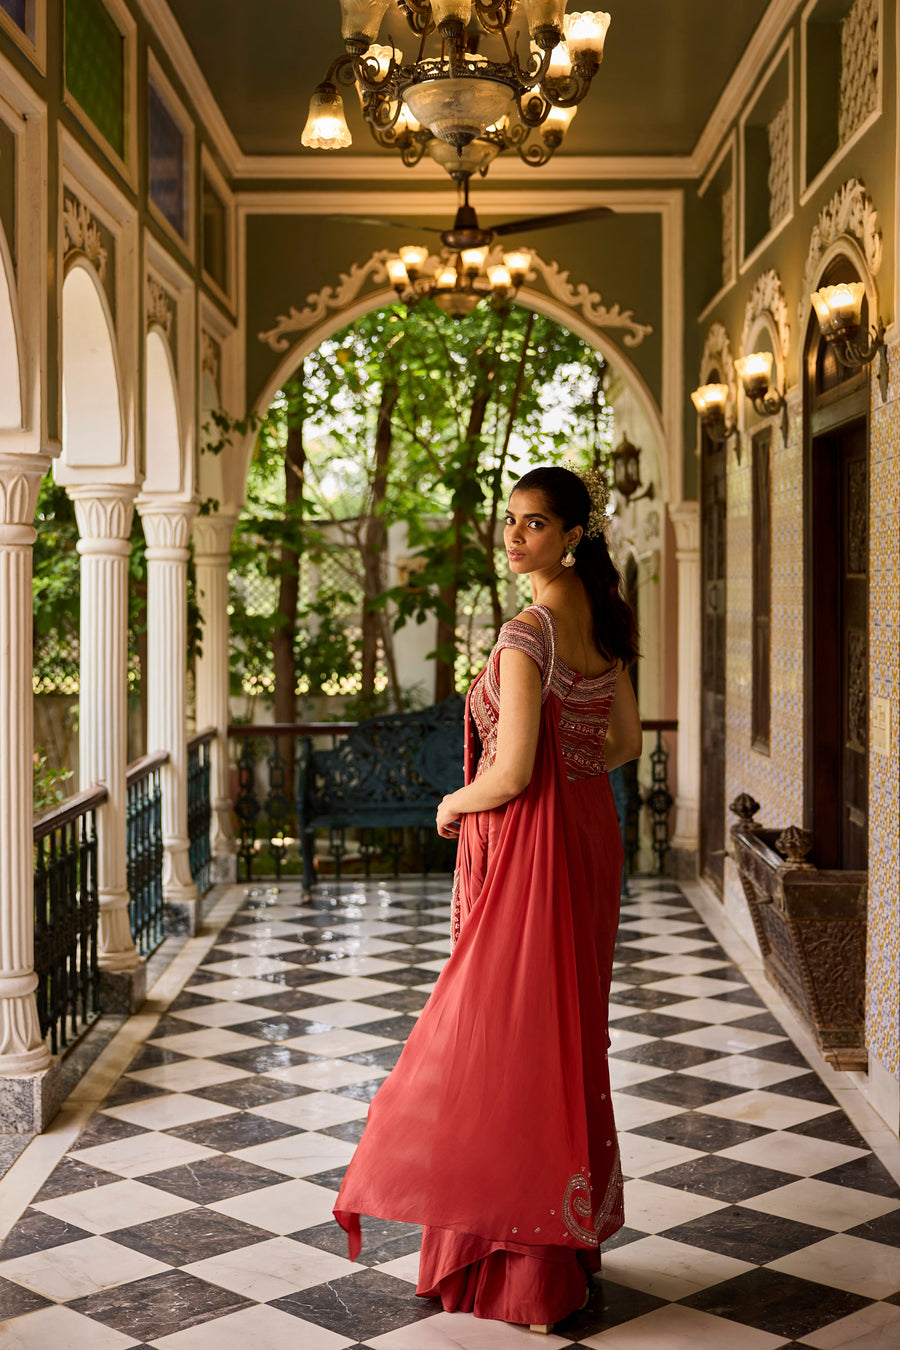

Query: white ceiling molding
left=233, top=152, right=697, bottom=183
left=236, top=187, right=675, bottom=216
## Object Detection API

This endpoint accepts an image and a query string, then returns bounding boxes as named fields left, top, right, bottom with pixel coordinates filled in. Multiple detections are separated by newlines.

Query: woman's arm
left=436, top=646, right=542, bottom=836
left=604, top=662, right=643, bottom=771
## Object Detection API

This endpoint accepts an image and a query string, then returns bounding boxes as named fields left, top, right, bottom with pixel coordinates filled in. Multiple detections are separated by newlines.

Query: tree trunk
left=360, top=379, right=398, bottom=710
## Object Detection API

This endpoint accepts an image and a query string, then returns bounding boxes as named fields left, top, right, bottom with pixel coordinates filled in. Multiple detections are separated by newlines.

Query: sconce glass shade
left=735, top=351, right=774, bottom=397
left=691, top=383, right=729, bottom=418
left=395, top=104, right=422, bottom=136
left=502, top=250, right=532, bottom=284
left=434, top=290, right=481, bottom=317
left=461, top=246, right=489, bottom=275
left=432, top=0, right=473, bottom=26
left=360, top=43, right=395, bottom=81
left=611, top=435, right=642, bottom=498
left=541, top=39, right=573, bottom=80
left=564, top=11, right=611, bottom=63
left=301, top=85, right=353, bottom=149
left=435, top=264, right=459, bottom=290
left=426, top=136, right=501, bottom=178
left=488, top=264, right=513, bottom=294
left=399, top=244, right=430, bottom=279
left=523, top=0, right=568, bottom=44
left=811, top=282, right=866, bottom=337
left=386, top=257, right=410, bottom=288
left=339, top=0, right=391, bottom=44
left=542, top=103, right=577, bottom=141
left=403, top=77, right=515, bottom=147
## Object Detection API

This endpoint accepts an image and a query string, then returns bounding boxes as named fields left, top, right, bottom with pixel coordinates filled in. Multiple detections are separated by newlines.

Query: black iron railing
left=187, top=728, right=215, bottom=894
left=33, top=785, right=106, bottom=1055
left=611, top=720, right=678, bottom=877
left=126, top=751, right=167, bottom=955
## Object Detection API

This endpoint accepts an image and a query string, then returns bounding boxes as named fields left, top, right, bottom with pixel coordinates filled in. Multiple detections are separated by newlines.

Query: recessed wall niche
left=740, top=41, right=792, bottom=264
left=802, top=0, right=881, bottom=193
left=696, top=137, right=736, bottom=316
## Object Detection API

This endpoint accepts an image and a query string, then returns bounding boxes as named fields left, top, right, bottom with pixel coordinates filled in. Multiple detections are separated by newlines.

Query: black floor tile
left=368, top=966, right=439, bottom=987
left=304, top=1165, right=348, bottom=1190
left=107, top=1206, right=273, bottom=1264
left=75, top=1113, right=149, bottom=1148
left=645, top=1154, right=798, bottom=1202
left=343, top=1044, right=405, bottom=1071
left=358, top=989, right=432, bottom=1013
left=632, top=1109, right=769, bottom=1152
left=241, top=988, right=337, bottom=1013
left=291, top=1215, right=422, bottom=1267
left=0, top=1274, right=53, bottom=1318
left=730, top=1011, right=792, bottom=1037
left=213, top=1044, right=311, bottom=1073
left=256, top=967, right=350, bottom=989
left=664, top=1205, right=829, bottom=1262
left=606, top=985, right=688, bottom=1008
left=816, top=1155, right=900, bottom=1198
left=606, top=1011, right=707, bottom=1038
left=612, top=1040, right=725, bottom=1071
left=141, top=1154, right=293, bottom=1204
left=225, top=1015, right=314, bottom=1042
left=103, top=1078, right=170, bottom=1108
left=69, top=1269, right=251, bottom=1340
left=32, top=1156, right=121, bottom=1202
left=320, top=1119, right=368, bottom=1144
left=274, top=1266, right=437, bottom=1340
left=168, top=1110, right=301, bottom=1152
left=746, top=1039, right=811, bottom=1068
left=126, top=1044, right=189, bottom=1072
left=608, top=966, right=671, bottom=985
left=348, top=1014, right=421, bottom=1040
left=618, top=1073, right=746, bottom=1109
left=845, top=1207, right=900, bottom=1246
left=187, top=1074, right=310, bottom=1109
left=764, top=1072, right=839, bottom=1105
left=565, top=1278, right=668, bottom=1339
left=787, top=1110, right=868, bottom=1148
left=0, top=1209, right=93, bottom=1259
left=333, top=1078, right=387, bottom=1103
left=680, top=1266, right=872, bottom=1338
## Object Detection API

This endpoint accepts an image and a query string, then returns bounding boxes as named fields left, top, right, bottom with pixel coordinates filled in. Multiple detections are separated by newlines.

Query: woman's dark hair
left=512, top=466, right=639, bottom=666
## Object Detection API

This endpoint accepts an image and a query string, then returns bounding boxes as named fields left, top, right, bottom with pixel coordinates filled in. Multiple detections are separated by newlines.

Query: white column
left=70, top=488, right=142, bottom=977
left=138, top=499, right=198, bottom=921
left=0, top=455, right=52, bottom=1078
left=193, top=512, right=237, bottom=877
left=669, top=501, right=701, bottom=866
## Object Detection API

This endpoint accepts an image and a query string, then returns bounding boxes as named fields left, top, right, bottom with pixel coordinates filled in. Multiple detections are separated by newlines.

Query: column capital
left=192, top=511, right=238, bottom=559
left=69, top=487, right=137, bottom=543
left=0, top=454, right=49, bottom=529
left=137, top=497, right=199, bottom=555
left=668, top=500, right=700, bottom=556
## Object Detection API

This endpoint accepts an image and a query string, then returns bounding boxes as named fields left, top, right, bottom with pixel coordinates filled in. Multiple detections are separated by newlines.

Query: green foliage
left=33, top=751, right=74, bottom=813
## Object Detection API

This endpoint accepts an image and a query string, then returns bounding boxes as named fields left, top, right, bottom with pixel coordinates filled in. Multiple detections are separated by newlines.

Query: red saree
left=334, top=605, right=624, bottom=1326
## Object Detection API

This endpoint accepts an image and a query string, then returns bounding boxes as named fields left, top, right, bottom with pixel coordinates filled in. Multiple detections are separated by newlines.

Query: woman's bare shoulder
left=511, top=608, right=542, bottom=631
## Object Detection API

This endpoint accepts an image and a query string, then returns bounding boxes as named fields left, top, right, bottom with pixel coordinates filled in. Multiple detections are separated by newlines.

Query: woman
left=334, top=465, right=643, bottom=1331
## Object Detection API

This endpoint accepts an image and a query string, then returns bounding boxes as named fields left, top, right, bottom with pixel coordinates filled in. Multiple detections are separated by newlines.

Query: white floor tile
left=33, top=1178, right=194, bottom=1233
left=198, top=955, right=295, bottom=978
left=681, top=1053, right=807, bottom=1090
left=312, top=937, right=405, bottom=957
left=321, top=920, right=408, bottom=937
left=306, top=955, right=407, bottom=978
left=167, top=1000, right=276, bottom=1028
left=619, top=917, right=701, bottom=935
left=0, top=1234, right=169, bottom=1300
left=656, top=997, right=767, bottom=1023
left=70, top=1128, right=218, bottom=1176
left=372, top=1251, right=422, bottom=1284
left=102, top=1092, right=237, bottom=1131
left=364, top=1311, right=571, bottom=1347
left=147, top=1027, right=267, bottom=1058
left=608, top=1058, right=669, bottom=1089
left=718, top=1130, right=869, bottom=1176
left=292, top=1000, right=400, bottom=1028
left=647, top=974, right=752, bottom=997
left=667, top=1025, right=784, bottom=1054
left=0, top=1304, right=141, bottom=1349
left=267, top=1059, right=388, bottom=1090
left=126, top=1058, right=252, bottom=1092
left=599, top=1234, right=754, bottom=1300
left=231, top=920, right=312, bottom=939
left=742, top=1177, right=900, bottom=1230
left=618, top=1133, right=705, bottom=1178
left=608, top=1026, right=655, bottom=1051
left=208, top=1177, right=339, bottom=1233
left=184, top=976, right=287, bottom=1001
left=610, top=1092, right=685, bottom=1131
left=798, top=1299, right=900, bottom=1349
left=280, top=1028, right=396, bottom=1058
left=768, top=1232, right=900, bottom=1299
left=182, top=1235, right=357, bottom=1299
left=151, top=1302, right=355, bottom=1349
left=621, top=1178, right=726, bottom=1233
left=249, top=1090, right=370, bottom=1130
left=234, top=1130, right=356, bottom=1178
left=618, top=935, right=712, bottom=955
left=697, top=1088, right=836, bottom=1130
left=297, top=976, right=403, bottom=1001
left=579, top=1303, right=786, bottom=1349
left=632, top=954, right=729, bottom=975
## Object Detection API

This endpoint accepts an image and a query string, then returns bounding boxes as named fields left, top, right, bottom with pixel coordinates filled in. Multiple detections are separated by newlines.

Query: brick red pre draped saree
left=334, top=605, right=624, bottom=1326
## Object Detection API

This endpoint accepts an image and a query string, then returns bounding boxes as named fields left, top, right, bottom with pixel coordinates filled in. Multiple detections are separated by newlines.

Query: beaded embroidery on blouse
left=469, top=604, right=616, bottom=783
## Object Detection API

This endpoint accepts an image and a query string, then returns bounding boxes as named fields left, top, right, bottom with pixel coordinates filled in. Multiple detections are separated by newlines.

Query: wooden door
left=811, top=422, right=868, bottom=868
left=700, top=437, right=727, bottom=893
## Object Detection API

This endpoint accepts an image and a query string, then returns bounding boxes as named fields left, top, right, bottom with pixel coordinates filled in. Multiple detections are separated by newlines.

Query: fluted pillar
left=193, top=512, right=237, bottom=880
left=669, top=501, right=701, bottom=873
left=138, top=498, right=199, bottom=932
left=70, top=488, right=145, bottom=1013
left=0, top=455, right=61, bottom=1128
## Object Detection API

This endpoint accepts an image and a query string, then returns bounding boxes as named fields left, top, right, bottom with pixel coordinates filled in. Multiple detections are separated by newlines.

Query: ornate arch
left=799, top=178, right=883, bottom=331
left=699, top=320, right=737, bottom=424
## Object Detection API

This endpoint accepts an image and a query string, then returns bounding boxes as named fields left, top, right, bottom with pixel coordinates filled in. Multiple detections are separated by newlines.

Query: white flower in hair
left=579, top=468, right=611, bottom=538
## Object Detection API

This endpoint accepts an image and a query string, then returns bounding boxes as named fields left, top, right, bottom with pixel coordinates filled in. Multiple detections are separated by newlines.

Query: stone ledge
left=99, top=961, right=148, bottom=1016
left=0, top=1058, right=63, bottom=1134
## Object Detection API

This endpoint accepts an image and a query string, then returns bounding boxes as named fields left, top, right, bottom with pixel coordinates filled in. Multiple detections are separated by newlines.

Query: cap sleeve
left=494, top=614, right=552, bottom=699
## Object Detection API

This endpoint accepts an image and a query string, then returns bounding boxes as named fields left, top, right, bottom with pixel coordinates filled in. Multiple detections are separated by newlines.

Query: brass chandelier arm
left=397, top=1, right=435, bottom=36
left=475, top=0, right=518, bottom=33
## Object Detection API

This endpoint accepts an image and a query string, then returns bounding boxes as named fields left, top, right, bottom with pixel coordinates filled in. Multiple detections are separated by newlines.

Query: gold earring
left=561, top=545, right=576, bottom=569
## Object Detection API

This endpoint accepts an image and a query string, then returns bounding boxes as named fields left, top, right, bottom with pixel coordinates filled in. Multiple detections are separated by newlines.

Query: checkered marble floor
left=2, top=876, right=900, bottom=1349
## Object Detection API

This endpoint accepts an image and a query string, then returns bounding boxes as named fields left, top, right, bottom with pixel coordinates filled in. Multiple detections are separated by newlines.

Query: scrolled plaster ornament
left=743, top=269, right=790, bottom=360
left=257, top=248, right=653, bottom=352
left=147, top=278, right=174, bottom=337
left=63, top=197, right=108, bottom=283
left=699, top=320, right=737, bottom=425
left=201, top=331, right=220, bottom=383
left=799, top=178, right=882, bottom=326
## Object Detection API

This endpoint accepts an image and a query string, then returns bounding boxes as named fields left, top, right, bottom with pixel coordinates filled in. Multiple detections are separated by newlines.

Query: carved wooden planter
left=729, top=794, right=868, bottom=1071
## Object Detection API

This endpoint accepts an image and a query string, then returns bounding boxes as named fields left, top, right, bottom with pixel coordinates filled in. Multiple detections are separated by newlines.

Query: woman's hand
left=436, top=795, right=462, bottom=838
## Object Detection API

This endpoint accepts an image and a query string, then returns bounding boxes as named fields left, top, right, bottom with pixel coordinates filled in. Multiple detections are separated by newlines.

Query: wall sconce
left=735, top=352, right=788, bottom=442
left=691, top=383, right=739, bottom=457
left=810, top=282, right=889, bottom=401
left=610, top=435, right=654, bottom=502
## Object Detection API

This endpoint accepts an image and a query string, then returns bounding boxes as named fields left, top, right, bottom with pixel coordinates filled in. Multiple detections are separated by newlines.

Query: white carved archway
left=0, top=219, right=23, bottom=430
left=60, top=259, right=124, bottom=469
left=143, top=326, right=184, bottom=495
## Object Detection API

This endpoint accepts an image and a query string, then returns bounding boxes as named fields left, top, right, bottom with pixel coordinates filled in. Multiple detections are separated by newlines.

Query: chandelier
left=302, top=2, right=611, bottom=176
left=385, top=241, right=532, bottom=317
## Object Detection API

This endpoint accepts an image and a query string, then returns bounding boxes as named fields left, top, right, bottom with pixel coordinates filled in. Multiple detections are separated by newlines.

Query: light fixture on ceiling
left=810, top=282, right=889, bottom=401
left=385, top=242, right=532, bottom=317
left=691, top=382, right=739, bottom=458
left=610, top=434, right=654, bottom=502
left=734, top=351, right=788, bottom=442
left=301, top=2, right=610, bottom=177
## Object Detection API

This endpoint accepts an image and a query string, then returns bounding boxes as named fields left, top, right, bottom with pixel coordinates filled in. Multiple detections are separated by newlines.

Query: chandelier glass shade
left=385, top=243, right=532, bottom=317
left=302, top=1, right=610, bottom=176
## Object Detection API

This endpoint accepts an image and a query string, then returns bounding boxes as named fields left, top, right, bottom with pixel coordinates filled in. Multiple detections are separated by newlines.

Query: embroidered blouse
left=469, top=603, right=617, bottom=783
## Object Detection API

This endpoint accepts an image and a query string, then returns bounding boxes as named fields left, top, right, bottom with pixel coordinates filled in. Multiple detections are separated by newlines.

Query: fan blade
left=325, top=213, right=444, bottom=234
left=492, top=205, right=614, bottom=236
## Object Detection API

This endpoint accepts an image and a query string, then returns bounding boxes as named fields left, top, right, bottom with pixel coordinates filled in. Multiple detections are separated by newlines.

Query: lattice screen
left=839, top=0, right=878, bottom=145
left=767, top=102, right=791, bottom=229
